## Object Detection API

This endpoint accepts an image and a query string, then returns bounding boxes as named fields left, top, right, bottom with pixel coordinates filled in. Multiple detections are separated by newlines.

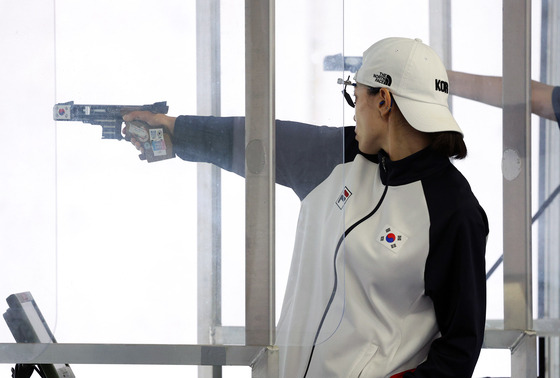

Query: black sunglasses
left=337, top=76, right=356, bottom=108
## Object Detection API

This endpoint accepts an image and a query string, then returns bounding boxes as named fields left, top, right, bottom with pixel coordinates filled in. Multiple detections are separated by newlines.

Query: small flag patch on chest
left=335, top=186, right=352, bottom=209
left=377, top=225, right=408, bottom=252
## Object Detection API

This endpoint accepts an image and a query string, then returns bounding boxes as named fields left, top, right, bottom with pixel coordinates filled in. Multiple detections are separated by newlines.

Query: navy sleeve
left=275, top=123, right=358, bottom=199
left=172, top=115, right=359, bottom=200
left=172, top=115, right=245, bottom=174
left=552, top=86, right=560, bottom=125
left=407, top=166, right=488, bottom=377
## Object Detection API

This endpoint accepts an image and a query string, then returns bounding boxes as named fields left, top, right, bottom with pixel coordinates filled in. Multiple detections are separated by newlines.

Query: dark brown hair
left=430, top=131, right=467, bottom=159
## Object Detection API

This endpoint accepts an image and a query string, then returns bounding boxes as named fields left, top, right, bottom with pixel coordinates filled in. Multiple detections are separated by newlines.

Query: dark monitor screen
left=4, top=292, right=75, bottom=378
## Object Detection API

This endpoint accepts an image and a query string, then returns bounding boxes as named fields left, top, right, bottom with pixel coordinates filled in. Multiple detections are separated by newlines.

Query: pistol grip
left=125, top=120, right=175, bottom=163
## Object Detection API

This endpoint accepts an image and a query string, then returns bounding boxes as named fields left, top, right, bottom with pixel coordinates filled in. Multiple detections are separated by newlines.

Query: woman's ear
left=378, top=88, right=392, bottom=116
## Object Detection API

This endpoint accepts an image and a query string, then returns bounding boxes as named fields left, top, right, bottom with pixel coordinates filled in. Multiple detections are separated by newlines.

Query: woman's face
left=353, top=84, right=387, bottom=155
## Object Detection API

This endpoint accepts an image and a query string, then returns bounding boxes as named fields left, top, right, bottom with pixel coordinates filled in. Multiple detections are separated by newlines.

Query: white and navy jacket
left=173, top=116, right=489, bottom=378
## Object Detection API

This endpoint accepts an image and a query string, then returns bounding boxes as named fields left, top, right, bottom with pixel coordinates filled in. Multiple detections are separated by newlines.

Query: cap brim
left=392, top=94, right=463, bottom=135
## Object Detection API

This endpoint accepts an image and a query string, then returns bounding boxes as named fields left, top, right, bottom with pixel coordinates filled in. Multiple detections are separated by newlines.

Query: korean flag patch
left=377, top=225, right=408, bottom=253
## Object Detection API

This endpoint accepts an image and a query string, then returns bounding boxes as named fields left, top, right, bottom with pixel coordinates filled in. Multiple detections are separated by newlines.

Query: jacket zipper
left=302, top=165, right=390, bottom=378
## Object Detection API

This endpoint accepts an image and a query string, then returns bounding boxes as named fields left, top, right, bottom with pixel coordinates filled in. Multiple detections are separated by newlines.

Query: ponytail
left=430, top=132, right=467, bottom=159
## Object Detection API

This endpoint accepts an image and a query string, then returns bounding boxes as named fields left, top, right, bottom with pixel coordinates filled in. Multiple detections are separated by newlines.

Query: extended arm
left=447, top=70, right=557, bottom=122
left=123, top=111, right=359, bottom=200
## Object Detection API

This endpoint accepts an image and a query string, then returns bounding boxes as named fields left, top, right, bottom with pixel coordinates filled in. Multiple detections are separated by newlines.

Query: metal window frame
left=196, top=0, right=224, bottom=377
left=538, top=0, right=560, bottom=376
left=499, top=0, right=538, bottom=376
left=478, top=0, right=538, bottom=375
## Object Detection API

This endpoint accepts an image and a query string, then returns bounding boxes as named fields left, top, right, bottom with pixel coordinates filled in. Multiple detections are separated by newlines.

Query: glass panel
left=220, top=0, right=246, bottom=330
left=535, top=0, right=560, bottom=322
left=0, top=1, right=57, bottom=340
left=448, top=2, right=507, bottom=375
left=274, top=0, right=347, bottom=369
left=535, top=0, right=560, bottom=376
left=449, top=0, right=505, bottom=324
left=52, top=0, right=199, bottom=348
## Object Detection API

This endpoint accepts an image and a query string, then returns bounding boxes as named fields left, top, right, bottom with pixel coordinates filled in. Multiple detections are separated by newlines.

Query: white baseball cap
left=355, top=37, right=462, bottom=135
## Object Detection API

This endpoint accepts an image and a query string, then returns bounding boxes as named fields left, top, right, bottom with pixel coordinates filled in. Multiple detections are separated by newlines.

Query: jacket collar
left=378, top=147, right=451, bottom=186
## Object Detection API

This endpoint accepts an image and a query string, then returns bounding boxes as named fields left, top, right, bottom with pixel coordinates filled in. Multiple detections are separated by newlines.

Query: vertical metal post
left=251, top=346, right=279, bottom=378
left=539, top=1, right=560, bottom=375
left=196, top=0, right=222, bottom=377
left=512, top=333, right=538, bottom=377
left=428, top=0, right=452, bottom=69
left=428, top=0, right=452, bottom=109
left=502, top=0, right=532, bottom=332
left=502, top=0, right=536, bottom=376
left=245, top=0, right=276, bottom=351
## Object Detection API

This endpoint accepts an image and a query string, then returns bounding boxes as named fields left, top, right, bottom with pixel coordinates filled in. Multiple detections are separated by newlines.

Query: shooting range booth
left=1, top=0, right=560, bottom=377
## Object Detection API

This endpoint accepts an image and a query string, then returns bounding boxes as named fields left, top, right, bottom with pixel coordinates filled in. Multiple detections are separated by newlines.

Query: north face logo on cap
left=373, top=72, right=392, bottom=86
left=435, top=79, right=449, bottom=93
